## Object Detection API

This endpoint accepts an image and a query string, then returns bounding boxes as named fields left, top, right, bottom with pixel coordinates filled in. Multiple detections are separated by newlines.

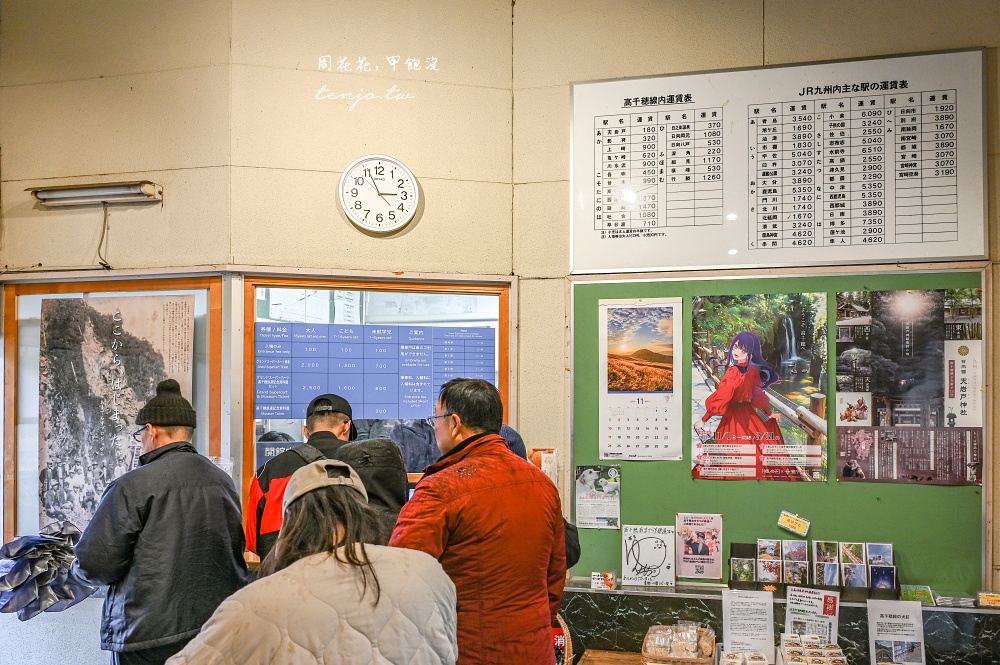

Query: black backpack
left=292, top=438, right=408, bottom=544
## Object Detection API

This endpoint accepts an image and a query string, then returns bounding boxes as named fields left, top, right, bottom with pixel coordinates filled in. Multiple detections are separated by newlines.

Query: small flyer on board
left=575, top=465, right=621, bottom=529
left=676, top=513, right=723, bottom=579
left=786, top=586, right=840, bottom=644
left=867, top=599, right=925, bottom=665
left=622, top=525, right=676, bottom=587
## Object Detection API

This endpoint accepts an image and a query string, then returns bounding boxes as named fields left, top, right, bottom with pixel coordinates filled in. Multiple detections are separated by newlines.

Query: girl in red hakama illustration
left=694, top=331, right=801, bottom=481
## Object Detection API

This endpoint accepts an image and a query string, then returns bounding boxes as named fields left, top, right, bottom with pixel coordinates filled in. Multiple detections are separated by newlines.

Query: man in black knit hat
left=74, top=379, right=248, bottom=665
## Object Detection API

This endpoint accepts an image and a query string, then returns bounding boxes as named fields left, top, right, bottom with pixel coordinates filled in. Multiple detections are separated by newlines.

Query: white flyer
left=785, top=586, right=840, bottom=644
left=575, top=465, right=621, bottom=529
left=622, top=525, right=675, bottom=587
left=599, top=298, right=685, bottom=460
left=867, top=599, right=925, bottom=665
left=722, top=590, right=775, bottom=663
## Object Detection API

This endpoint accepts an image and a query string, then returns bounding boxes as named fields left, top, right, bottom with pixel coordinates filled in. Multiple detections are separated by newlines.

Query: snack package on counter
left=719, top=651, right=745, bottom=665
left=641, top=623, right=716, bottom=663
left=745, top=653, right=768, bottom=665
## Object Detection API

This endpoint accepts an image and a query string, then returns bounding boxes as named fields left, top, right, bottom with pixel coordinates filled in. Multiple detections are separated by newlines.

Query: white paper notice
left=575, top=465, right=621, bottom=529
left=867, top=599, right=925, bottom=665
left=599, top=298, right=685, bottom=460
left=785, top=586, right=840, bottom=644
left=722, top=590, right=775, bottom=663
left=622, top=525, right=675, bottom=586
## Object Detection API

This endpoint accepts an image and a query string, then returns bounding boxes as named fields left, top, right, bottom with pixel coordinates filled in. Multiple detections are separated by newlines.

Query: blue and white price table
left=254, top=323, right=497, bottom=419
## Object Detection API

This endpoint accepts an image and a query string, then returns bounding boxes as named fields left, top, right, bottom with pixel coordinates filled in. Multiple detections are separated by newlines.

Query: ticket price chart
left=595, top=108, right=724, bottom=235
left=571, top=49, right=984, bottom=273
left=255, top=322, right=496, bottom=419
left=750, top=91, right=960, bottom=250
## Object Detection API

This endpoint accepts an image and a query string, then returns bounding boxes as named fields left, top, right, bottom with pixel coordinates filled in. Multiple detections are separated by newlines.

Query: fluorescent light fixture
left=28, top=181, right=162, bottom=207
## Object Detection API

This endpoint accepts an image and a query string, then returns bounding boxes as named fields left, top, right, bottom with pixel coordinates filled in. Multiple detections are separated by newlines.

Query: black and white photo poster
left=38, top=296, right=195, bottom=530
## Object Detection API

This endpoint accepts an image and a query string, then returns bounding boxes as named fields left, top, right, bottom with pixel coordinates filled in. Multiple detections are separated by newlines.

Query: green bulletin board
left=572, top=270, right=984, bottom=596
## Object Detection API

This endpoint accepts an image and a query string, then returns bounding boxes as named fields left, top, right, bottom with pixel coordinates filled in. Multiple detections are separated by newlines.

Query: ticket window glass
left=250, top=286, right=503, bottom=475
left=6, top=285, right=213, bottom=538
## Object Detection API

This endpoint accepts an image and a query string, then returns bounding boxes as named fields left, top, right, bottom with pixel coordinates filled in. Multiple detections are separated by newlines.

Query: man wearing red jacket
left=390, top=378, right=566, bottom=665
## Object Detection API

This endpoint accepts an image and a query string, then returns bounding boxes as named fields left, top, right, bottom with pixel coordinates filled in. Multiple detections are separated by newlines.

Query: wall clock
left=338, top=155, right=419, bottom=233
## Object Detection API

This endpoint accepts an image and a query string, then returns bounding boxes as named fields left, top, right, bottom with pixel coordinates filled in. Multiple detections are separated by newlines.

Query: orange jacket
left=390, top=432, right=566, bottom=665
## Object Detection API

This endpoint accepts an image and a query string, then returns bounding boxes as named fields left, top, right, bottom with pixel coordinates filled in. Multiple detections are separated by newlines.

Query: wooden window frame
left=242, top=276, right=511, bottom=503
left=2, top=277, right=223, bottom=542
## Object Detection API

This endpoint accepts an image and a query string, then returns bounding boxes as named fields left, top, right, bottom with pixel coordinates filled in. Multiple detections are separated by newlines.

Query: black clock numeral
left=376, top=213, right=384, bottom=223
left=355, top=177, right=364, bottom=185
left=398, top=203, right=404, bottom=211
left=350, top=188, right=358, bottom=197
left=398, top=179, right=405, bottom=189
left=363, top=210, right=370, bottom=219
left=388, top=211, right=396, bottom=220
left=375, top=165, right=384, bottom=176
left=353, top=201, right=362, bottom=209
left=400, top=191, right=408, bottom=200
left=362, top=168, right=371, bottom=177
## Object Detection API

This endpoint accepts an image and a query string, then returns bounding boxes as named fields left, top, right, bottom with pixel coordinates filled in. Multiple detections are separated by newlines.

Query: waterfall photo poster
left=38, top=295, right=195, bottom=531
left=690, top=293, right=828, bottom=481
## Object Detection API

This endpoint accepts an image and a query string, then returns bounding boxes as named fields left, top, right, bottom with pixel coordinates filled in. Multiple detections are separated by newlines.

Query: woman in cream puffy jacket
left=167, top=459, right=457, bottom=665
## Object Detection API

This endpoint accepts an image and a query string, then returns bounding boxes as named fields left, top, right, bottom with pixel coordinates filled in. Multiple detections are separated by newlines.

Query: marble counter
left=559, top=581, right=1000, bottom=665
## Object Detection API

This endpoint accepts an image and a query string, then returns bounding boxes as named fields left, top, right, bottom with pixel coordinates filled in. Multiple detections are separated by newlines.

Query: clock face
left=338, top=155, right=419, bottom=233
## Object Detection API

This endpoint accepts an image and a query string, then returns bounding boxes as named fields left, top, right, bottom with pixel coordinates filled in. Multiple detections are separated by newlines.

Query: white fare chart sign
left=571, top=49, right=985, bottom=273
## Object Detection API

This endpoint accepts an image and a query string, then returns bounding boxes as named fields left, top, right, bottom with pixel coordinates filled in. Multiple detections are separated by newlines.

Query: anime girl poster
left=690, top=293, right=828, bottom=481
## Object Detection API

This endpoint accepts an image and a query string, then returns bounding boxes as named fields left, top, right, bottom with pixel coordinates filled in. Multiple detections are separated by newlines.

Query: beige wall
left=2, top=0, right=1000, bottom=579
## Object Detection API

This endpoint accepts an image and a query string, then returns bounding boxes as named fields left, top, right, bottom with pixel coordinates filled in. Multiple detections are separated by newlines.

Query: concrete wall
left=0, top=5, right=998, bottom=645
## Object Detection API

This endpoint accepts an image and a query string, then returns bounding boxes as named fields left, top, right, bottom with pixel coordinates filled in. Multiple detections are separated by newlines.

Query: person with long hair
left=167, top=460, right=457, bottom=665
left=695, top=330, right=796, bottom=481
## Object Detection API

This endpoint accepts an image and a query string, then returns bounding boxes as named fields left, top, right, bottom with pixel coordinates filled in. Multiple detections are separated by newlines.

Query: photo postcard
left=783, top=540, right=809, bottom=562
left=866, top=543, right=894, bottom=566
left=783, top=561, right=809, bottom=585
left=870, top=565, right=896, bottom=589
left=842, top=563, right=867, bottom=587
left=840, top=542, right=866, bottom=565
left=813, top=540, right=840, bottom=563
left=731, top=558, right=756, bottom=582
left=816, top=562, right=840, bottom=586
left=757, top=559, right=782, bottom=583
left=758, top=538, right=782, bottom=560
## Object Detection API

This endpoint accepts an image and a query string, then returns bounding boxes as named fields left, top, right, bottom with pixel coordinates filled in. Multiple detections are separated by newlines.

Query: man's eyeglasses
left=131, top=424, right=148, bottom=443
left=427, top=413, right=454, bottom=424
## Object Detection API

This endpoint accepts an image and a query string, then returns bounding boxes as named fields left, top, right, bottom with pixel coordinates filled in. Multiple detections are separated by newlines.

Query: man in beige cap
left=74, top=379, right=248, bottom=665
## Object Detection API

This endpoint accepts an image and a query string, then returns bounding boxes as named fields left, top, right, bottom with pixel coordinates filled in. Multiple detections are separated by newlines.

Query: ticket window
left=245, top=282, right=508, bottom=487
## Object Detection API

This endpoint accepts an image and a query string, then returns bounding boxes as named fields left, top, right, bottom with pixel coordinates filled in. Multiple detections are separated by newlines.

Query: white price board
left=571, top=49, right=985, bottom=273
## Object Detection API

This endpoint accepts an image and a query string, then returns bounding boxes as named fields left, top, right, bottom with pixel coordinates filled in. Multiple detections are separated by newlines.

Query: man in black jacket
left=246, top=393, right=408, bottom=559
left=74, top=379, right=247, bottom=665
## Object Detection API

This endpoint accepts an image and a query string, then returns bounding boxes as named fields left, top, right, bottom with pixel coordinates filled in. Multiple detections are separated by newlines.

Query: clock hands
left=367, top=176, right=392, bottom=206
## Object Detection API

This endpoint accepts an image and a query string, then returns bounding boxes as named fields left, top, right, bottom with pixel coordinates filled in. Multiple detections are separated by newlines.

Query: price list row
left=594, top=108, right=724, bottom=234
left=254, top=323, right=496, bottom=420
left=748, top=90, right=959, bottom=249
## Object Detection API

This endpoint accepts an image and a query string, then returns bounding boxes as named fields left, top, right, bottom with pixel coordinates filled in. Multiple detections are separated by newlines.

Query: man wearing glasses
left=74, top=379, right=248, bottom=665
left=390, top=378, right=566, bottom=665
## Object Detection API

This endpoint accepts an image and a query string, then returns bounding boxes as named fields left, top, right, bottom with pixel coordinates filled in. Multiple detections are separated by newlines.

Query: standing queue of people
left=73, top=377, right=570, bottom=665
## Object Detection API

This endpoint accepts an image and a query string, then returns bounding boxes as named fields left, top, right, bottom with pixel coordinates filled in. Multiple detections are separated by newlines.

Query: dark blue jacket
left=74, top=442, right=247, bottom=652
